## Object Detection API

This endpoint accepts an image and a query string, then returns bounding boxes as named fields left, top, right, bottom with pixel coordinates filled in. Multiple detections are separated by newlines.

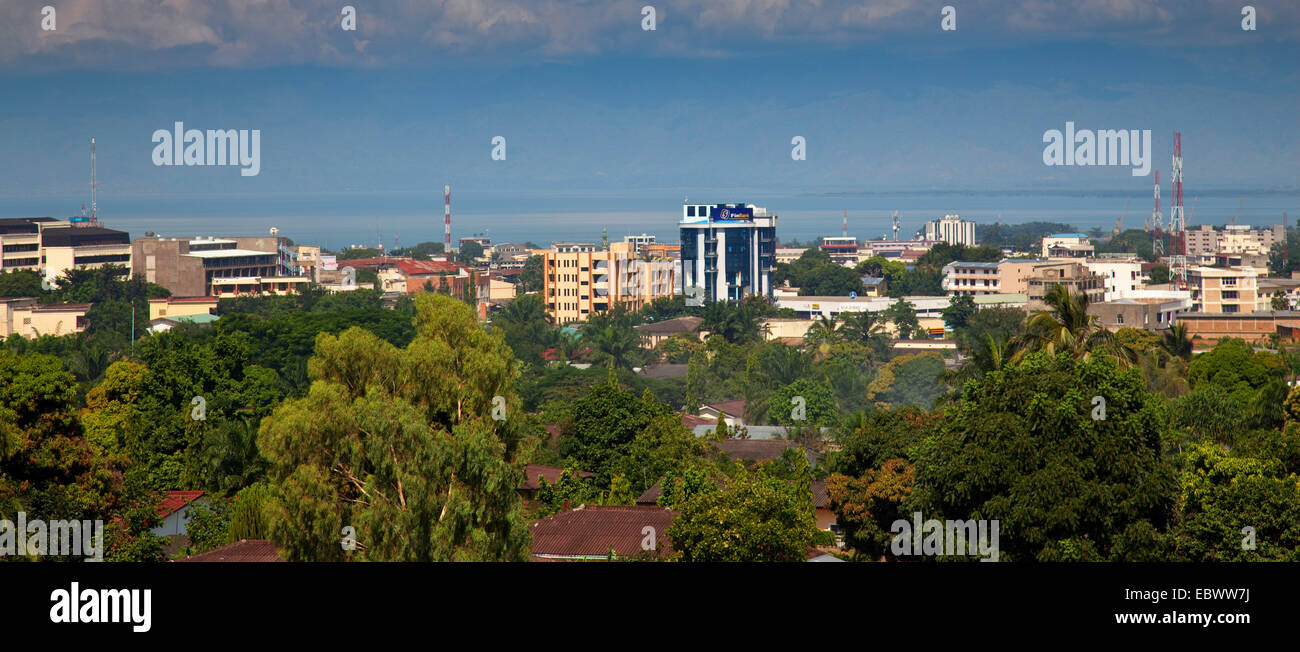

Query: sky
left=0, top=0, right=1296, bottom=245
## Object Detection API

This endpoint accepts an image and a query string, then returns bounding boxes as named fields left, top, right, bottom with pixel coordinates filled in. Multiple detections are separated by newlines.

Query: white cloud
left=0, top=0, right=1294, bottom=69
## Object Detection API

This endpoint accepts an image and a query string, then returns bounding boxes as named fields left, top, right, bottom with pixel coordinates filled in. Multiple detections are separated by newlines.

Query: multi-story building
left=1087, top=292, right=1194, bottom=331
left=643, top=243, right=680, bottom=260
left=624, top=234, right=657, bottom=256
left=1040, top=233, right=1094, bottom=259
left=0, top=297, right=91, bottom=338
left=1186, top=266, right=1259, bottom=314
left=1185, top=224, right=1285, bottom=257
left=1025, top=261, right=1105, bottom=309
left=0, top=217, right=132, bottom=279
left=132, top=235, right=310, bottom=297
left=942, top=261, right=1003, bottom=296
left=679, top=202, right=777, bottom=305
left=543, top=241, right=675, bottom=323
left=924, top=215, right=976, bottom=247
left=292, top=245, right=322, bottom=282
left=819, top=236, right=858, bottom=266
left=941, top=258, right=1052, bottom=297
left=1082, top=258, right=1143, bottom=302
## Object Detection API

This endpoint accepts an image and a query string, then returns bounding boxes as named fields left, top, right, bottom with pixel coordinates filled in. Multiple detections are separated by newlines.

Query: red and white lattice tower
left=1168, top=133, right=1187, bottom=288
left=1151, top=170, right=1163, bottom=257
left=444, top=185, right=452, bottom=253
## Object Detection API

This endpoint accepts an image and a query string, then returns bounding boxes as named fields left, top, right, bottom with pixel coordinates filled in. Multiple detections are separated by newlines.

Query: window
left=1116, top=314, right=1124, bottom=324
left=1223, top=305, right=1239, bottom=314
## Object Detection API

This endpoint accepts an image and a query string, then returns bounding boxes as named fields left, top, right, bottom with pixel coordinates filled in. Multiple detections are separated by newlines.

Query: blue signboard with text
left=710, top=205, right=753, bottom=221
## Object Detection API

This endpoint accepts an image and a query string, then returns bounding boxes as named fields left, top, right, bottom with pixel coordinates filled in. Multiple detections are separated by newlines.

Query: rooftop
left=173, top=539, right=283, bottom=563
left=529, top=505, right=677, bottom=560
left=157, top=490, right=205, bottom=518
left=184, top=248, right=276, bottom=258
left=521, top=464, right=594, bottom=491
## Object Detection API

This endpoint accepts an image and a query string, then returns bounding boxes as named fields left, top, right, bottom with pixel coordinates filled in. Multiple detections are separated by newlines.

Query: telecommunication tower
left=1168, top=133, right=1188, bottom=288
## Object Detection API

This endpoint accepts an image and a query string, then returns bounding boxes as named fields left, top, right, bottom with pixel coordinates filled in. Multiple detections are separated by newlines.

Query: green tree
left=559, top=384, right=674, bottom=486
left=1148, top=265, right=1170, bottom=285
left=667, top=466, right=820, bottom=562
left=257, top=294, right=531, bottom=561
left=1159, top=323, right=1193, bottom=362
left=1011, top=284, right=1129, bottom=365
left=1171, top=442, right=1300, bottom=561
left=866, top=353, right=947, bottom=410
left=457, top=240, right=485, bottom=264
left=940, top=294, right=977, bottom=330
left=883, top=298, right=920, bottom=339
left=912, top=352, right=1176, bottom=561
left=516, top=255, right=544, bottom=292
left=767, top=377, right=836, bottom=427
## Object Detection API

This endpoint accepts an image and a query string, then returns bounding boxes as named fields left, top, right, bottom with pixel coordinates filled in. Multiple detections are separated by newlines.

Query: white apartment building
left=942, top=261, right=1003, bottom=296
left=1041, top=233, right=1095, bottom=259
left=924, top=215, right=976, bottom=247
left=1083, top=259, right=1143, bottom=302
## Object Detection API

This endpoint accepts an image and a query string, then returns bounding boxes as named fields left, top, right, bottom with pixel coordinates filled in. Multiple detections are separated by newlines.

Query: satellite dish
left=270, top=227, right=279, bottom=236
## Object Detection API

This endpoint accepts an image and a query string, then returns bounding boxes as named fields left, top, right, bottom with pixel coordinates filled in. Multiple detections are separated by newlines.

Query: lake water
left=2, top=189, right=1295, bottom=250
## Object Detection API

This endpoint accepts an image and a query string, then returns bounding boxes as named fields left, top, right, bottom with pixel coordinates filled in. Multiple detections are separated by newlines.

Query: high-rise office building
left=924, top=214, right=976, bottom=247
left=679, top=202, right=777, bottom=305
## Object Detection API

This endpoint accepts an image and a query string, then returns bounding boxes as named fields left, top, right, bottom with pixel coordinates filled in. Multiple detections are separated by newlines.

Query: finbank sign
left=711, top=206, right=753, bottom=221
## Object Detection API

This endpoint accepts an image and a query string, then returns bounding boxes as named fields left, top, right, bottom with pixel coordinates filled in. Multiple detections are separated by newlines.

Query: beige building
left=942, top=261, right=1002, bottom=296
left=0, top=298, right=91, bottom=338
left=148, top=296, right=219, bottom=321
left=1185, top=224, right=1285, bottom=257
left=942, top=258, right=1053, bottom=297
left=1025, top=261, right=1104, bottom=309
left=0, top=217, right=131, bottom=280
left=543, top=242, right=675, bottom=323
left=1187, top=266, right=1259, bottom=314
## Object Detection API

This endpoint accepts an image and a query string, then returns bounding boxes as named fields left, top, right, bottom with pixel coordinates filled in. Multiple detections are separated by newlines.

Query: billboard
left=710, top=205, right=753, bottom=221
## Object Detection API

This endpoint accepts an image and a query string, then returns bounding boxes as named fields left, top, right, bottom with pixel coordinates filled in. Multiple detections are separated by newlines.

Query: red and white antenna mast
left=444, top=185, right=452, bottom=254
left=1168, top=133, right=1187, bottom=289
left=1151, top=170, right=1163, bottom=256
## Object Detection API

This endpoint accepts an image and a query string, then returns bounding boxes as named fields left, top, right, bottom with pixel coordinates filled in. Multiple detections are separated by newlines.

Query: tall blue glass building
left=679, top=202, right=777, bottom=305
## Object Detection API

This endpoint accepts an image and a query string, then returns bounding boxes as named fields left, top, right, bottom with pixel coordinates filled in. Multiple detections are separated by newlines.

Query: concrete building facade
left=1187, top=266, right=1259, bottom=314
left=924, top=215, right=976, bottom=247
left=543, top=241, right=675, bottom=323
left=679, top=202, right=777, bottom=305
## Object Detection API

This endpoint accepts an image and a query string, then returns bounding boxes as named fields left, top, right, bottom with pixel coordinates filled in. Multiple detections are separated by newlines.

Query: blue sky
left=0, top=0, right=1296, bottom=206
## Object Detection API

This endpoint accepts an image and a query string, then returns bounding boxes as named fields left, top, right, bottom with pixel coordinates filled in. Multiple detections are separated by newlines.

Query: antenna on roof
left=90, top=138, right=97, bottom=224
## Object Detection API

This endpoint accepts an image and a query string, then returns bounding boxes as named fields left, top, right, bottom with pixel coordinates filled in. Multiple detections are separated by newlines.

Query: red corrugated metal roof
left=157, top=490, right=204, bottom=517
left=529, top=505, right=677, bottom=559
left=173, top=539, right=283, bottom=562
left=521, top=464, right=594, bottom=490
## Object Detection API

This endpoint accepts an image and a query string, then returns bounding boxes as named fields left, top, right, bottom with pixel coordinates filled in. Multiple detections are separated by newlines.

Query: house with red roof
left=151, top=491, right=206, bottom=537
left=529, top=505, right=677, bottom=561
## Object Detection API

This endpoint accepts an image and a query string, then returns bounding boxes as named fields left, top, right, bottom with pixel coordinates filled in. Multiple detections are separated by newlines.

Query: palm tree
left=805, top=315, right=842, bottom=357
left=199, top=415, right=267, bottom=496
left=839, top=310, right=891, bottom=357
left=1010, top=284, right=1131, bottom=365
left=1159, top=323, right=1193, bottom=362
left=585, top=322, right=642, bottom=370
